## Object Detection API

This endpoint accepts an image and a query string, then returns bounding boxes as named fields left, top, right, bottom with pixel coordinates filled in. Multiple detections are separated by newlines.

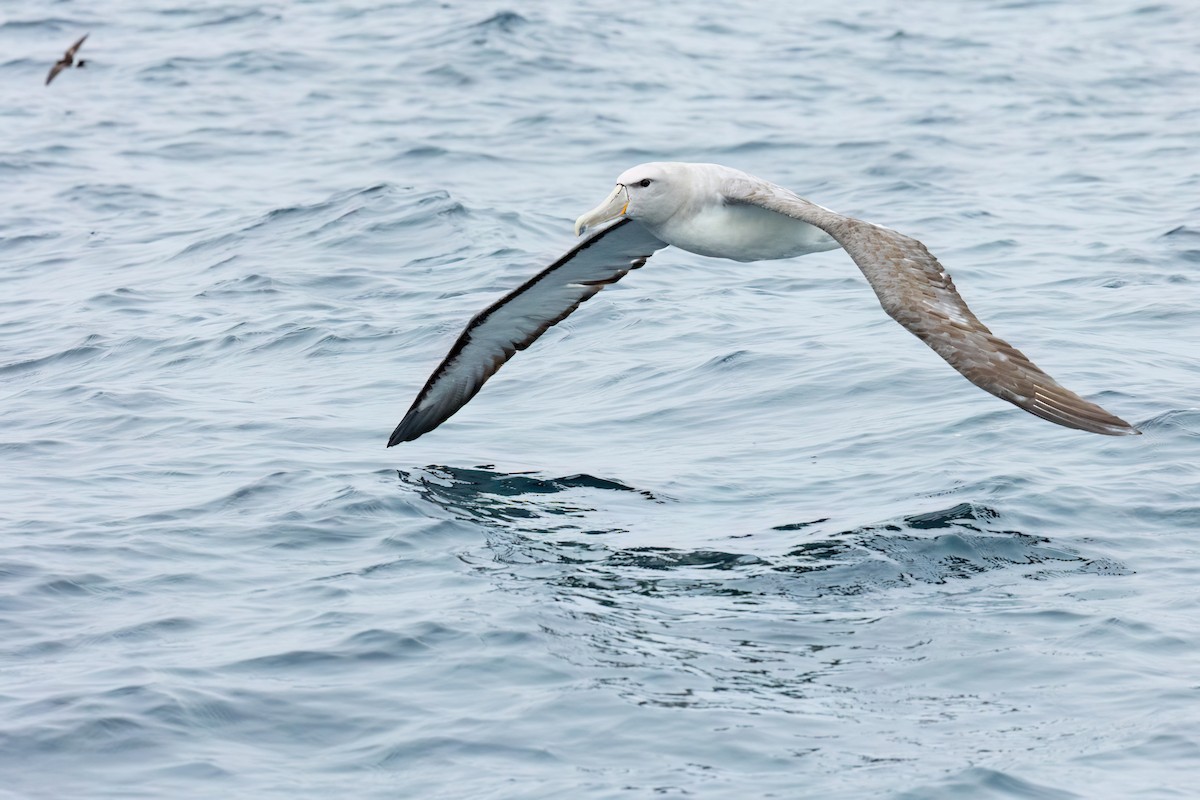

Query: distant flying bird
left=46, top=33, right=88, bottom=86
left=387, top=162, right=1139, bottom=445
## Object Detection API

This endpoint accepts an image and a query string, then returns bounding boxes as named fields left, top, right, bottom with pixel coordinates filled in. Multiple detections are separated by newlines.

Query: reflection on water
left=393, top=463, right=1137, bottom=746
left=399, top=465, right=1123, bottom=598
left=400, top=464, right=660, bottom=515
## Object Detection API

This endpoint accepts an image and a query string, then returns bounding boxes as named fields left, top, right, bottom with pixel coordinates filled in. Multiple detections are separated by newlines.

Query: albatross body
left=387, top=162, right=1137, bottom=445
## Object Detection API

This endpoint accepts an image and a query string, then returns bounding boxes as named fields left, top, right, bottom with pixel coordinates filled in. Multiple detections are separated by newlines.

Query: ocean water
left=2, top=0, right=1199, bottom=797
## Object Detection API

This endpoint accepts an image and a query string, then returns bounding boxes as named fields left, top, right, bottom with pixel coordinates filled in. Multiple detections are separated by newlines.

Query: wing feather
left=65, top=34, right=88, bottom=60
left=722, top=177, right=1138, bottom=435
left=387, top=218, right=667, bottom=445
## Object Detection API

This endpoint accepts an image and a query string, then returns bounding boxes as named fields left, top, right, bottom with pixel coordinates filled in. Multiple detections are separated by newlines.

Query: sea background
left=2, top=1, right=1199, bottom=797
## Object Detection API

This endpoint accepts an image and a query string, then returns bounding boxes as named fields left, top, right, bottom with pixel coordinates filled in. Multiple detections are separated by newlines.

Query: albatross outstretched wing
left=388, top=218, right=668, bottom=445
left=722, top=177, right=1138, bottom=435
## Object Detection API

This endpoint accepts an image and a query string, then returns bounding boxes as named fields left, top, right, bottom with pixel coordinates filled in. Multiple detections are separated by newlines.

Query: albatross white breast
left=387, top=162, right=1138, bottom=446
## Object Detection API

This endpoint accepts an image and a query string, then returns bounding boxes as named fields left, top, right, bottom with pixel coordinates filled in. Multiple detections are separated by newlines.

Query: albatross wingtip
left=386, top=416, right=423, bottom=447
left=1082, top=415, right=1141, bottom=437
left=1093, top=409, right=1141, bottom=437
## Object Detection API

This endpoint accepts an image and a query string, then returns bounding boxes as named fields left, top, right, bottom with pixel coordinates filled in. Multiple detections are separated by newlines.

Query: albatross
left=387, top=162, right=1137, bottom=445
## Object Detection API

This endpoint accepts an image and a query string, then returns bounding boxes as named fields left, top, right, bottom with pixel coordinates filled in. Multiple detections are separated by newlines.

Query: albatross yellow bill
left=573, top=184, right=629, bottom=235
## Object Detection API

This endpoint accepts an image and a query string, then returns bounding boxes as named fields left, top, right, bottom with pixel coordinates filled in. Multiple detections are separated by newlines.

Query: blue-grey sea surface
left=2, top=0, right=1199, bottom=797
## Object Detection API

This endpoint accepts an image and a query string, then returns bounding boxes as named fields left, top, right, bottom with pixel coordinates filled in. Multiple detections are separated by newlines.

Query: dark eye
left=638, top=178, right=652, bottom=188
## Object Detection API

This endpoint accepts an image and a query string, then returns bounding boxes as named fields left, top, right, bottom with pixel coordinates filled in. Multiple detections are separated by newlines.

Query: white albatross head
left=573, top=162, right=689, bottom=236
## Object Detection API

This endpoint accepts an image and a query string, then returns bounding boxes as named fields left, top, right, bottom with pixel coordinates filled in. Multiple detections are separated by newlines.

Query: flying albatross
left=387, top=162, right=1138, bottom=445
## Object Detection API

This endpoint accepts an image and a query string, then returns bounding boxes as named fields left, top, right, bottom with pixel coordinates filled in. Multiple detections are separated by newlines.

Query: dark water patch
left=171, top=231, right=239, bottom=261
left=227, top=621, right=468, bottom=673
left=435, top=469, right=1109, bottom=597
left=196, top=273, right=282, bottom=297
left=244, top=324, right=327, bottom=354
left=1100, top=272, right=1194, bottom=288
left=183, top=125, right=290, bottom=142
left=139, top=48, right=326, bottom=79
left=371, top=736, right=559, bottom=770
left=1162, top=225, right=1200, bottom=239
left=258, top=184, right=394, bottom=226
left=776, top=503, right=1104, bottom=588
left=1076, top=732, right=1200, bottom=772
left=401, top=465, right=662, bottom=521
left=214, top=472, right=293, bottom=510
left=131, top=140, right=263, bottom=162
left=1056, top=170, right=1105, bottom=184
left=1159, top=225, right=1200, bottom=266
left=338, top=628, right=437, bottom=659
left=304, top=332, right=358, bottom=358
left=852, top=529, right=1080, bottom=585
left=606, top=548, right=768, bottom=570
left=0, top=17, right=82, bottom=31
left=771, top=518, right=830, bottom=532
left=104, top=617, right=199, bottom=643
left=86, top=286, right=155, bottom=312
left=33, top=572, right=114, bottom=597
left=715, top=139, right=823, bottom=158
left=190, top=8, right=282, bottom=27
left=384, top=146, right=506, bottom=167
left=1, top=55, right=47, bottom=69
left=955, top=237, right=1019, bottom=255
left=419, top=63, right=473, bottom=86
left=1138, top=410, right=1200, bottom=435
left=56, top=183, right=168, bottom=213
left=145, top=760, right=233, bottom=781
left=896, top=767, right=1080, bottom=799
left=224, top=649, right=356, bottom=672
left=0, top=232, right=59, bottom=252
left=1075, top=558, right=1132, bottom=576
left=0, top=560, right=41, bottom=583
left=899, top=501, right=996, bottom=529
left=472, top=11, right=529, bottom=34
left=40, top=716, right=159, bottom=755
left=693, top=349, right=760, bottom=373
left=0, top=343, right=106, bottom=378
left=62, top=385, right=183, bottom=413
left=172, top=184, right=459, bottom=264
left=885, top=29, right=989, bottom=51
left=1066, top=615, right=1190, bottom=653
left=313, top=190, right=470, bottom=247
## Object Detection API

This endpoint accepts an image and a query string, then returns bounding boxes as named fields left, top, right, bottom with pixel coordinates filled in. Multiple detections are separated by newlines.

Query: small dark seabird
left=46, top=33, right=88, bottom=86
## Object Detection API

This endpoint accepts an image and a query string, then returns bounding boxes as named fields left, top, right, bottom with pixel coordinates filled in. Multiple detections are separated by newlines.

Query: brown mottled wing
left=722, top=178, right=1138, bottom=435
left=387, top=217, right=668, bottom=445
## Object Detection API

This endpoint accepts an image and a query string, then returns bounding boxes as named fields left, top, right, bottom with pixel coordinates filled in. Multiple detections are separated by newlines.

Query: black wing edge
left=387, top=217, right=652, bottom=447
